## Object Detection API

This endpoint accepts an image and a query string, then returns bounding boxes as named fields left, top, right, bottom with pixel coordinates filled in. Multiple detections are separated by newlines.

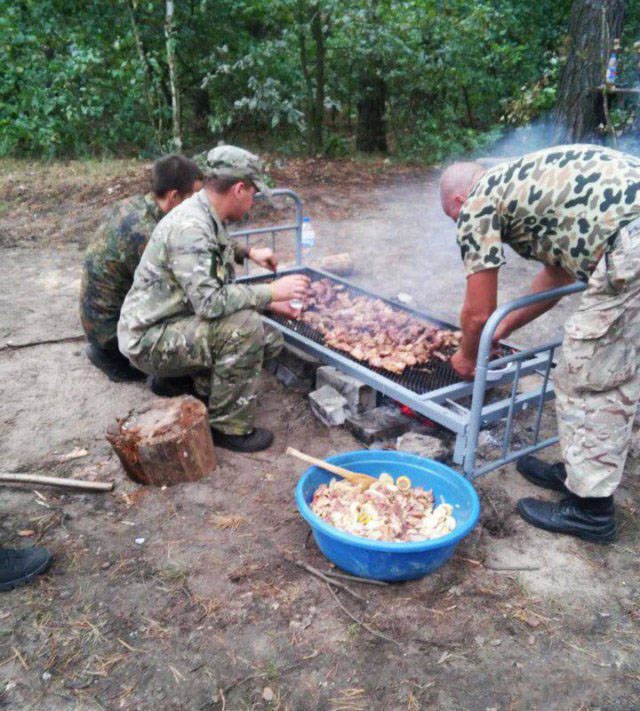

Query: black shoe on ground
left=516, top=455, right=569, bottom=493
left=0, top=547, right=53, bottom=592
left=211, top=428, right=274, bottom=453
left=147, top=375, right=198, bottom=398
left=86, top=344, right=146, bottom=383
left=517, top=494, right=617, bottom=544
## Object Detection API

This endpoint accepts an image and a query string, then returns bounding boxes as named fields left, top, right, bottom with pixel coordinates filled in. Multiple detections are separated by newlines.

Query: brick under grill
left=244, top=268, right=463, bottom=395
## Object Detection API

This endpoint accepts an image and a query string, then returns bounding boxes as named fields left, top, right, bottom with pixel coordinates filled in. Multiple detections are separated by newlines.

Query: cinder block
left=346, top=406, right=413, bottom=444
left=278, top=343, right=322, bottom=378
left=396, top=432, right=450, bottom=462
left=315, top=366, right=377, bottom=415
left=275, top=364, right=314, bottom=392
left=309, top=385, right=348, bottom=426
left=274, top=343, right=323, bottom=392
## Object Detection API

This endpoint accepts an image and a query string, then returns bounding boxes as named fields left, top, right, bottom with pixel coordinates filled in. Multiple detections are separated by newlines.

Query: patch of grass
left=156, top=565, right=190, bottom=584
left=264, top=659, right=280, bottom=683
left=346, top=623, right=361, bottom=641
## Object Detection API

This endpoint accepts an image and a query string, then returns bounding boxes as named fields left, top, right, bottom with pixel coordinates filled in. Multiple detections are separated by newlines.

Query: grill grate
left=245, top=268, right=462, bottom=394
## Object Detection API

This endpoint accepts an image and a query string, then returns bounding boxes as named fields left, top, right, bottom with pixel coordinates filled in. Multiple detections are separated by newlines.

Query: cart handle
left=464, top=281, right=587, bottom=475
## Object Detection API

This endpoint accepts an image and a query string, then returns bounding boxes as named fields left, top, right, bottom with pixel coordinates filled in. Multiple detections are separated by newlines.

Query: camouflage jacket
left=80, top=193, right=164, bottom=347
left=118, top=189, right=272, bottom=358
left=457, top=145, right=640, bottom=282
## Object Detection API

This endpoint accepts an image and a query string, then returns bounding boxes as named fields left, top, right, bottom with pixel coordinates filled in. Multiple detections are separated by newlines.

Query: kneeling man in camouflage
left=118, top=145, right=309, bottom=452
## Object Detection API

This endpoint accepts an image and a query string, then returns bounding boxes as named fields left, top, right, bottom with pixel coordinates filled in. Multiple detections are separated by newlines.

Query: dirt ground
left=1, top=157, right=639, bottom=711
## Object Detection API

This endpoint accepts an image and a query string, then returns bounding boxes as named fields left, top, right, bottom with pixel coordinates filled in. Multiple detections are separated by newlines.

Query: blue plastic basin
left=295, top=450, right=480, bottom=582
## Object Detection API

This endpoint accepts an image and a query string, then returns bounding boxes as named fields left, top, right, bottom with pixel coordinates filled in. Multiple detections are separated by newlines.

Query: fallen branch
left=292, top=559, right=366, bottom=603
left=0, top=334, right=85, bottom=352
left=323, top=569, right=388, bottom=587
left=462, top=556, right=541, bottom=572
left=0, top=473, right=114, bottom=492
left=325, top=583, right=401, bottom=647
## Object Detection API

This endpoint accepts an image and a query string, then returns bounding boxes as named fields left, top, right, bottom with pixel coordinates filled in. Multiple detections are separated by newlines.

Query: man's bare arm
left=450, top=269, right=498, bottom=379
left=493, top=264, right=575, bottom=340
left=459, top=269, right=498, bottom=358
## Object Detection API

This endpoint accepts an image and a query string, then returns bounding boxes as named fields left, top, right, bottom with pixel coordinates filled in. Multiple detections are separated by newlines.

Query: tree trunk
left=310, top=3, right=326, bottom=152
left=356, top=70, right=388, bottom=153
left=165, top=0, right=182, bottom=151
left=297, top=1, right=328, bottom=152
left=106, top=396, right=217, bottom=486
left=554, top=0, right=626, bottom=143
left=127, top=0, right=164, bottom=145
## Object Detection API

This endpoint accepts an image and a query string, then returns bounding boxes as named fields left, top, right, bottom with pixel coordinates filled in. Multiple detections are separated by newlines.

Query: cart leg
left=452, top=431, right=467, bottom=468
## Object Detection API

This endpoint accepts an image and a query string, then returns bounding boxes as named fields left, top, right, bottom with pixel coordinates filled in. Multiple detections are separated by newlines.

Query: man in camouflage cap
left=118, top=144, right=309, bottom=452
left=194, top=144, right=272, bottom=197
left=440, top=144, right=640, bottom=543
left=80, top=154, right=203, bottom=381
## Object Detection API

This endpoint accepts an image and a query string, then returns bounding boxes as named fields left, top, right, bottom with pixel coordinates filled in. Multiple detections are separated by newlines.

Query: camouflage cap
left=203, top=145, right=271, bottom=197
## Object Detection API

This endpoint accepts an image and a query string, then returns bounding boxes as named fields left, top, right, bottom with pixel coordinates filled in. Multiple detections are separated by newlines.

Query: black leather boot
left=147, top=375, right=197, bottom=398
left=0, top=547, right=52, bottom=591
left=86, top=344, right=146, bottom=382
left=517, top=494, right=617, bottom=543
left=211, top=428, right=274, bottom=453
left=516, top=455, right=569, bottom=493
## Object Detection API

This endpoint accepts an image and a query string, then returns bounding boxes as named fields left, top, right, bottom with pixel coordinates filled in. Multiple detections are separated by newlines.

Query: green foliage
left=501, top=54, right=560, bottom=126
left=0, top=1, right=160, bottom=157
left=5, top=0, right=638, bottom=161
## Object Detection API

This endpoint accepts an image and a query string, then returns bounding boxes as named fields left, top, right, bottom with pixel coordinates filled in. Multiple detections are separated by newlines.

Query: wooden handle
left=286, top=447, right=377, bottom=487
left=0, top=473, right=114, bottom=492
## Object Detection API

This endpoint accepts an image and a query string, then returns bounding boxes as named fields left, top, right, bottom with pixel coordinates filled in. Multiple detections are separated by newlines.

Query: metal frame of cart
left=235, top=189, right=587, bottom=479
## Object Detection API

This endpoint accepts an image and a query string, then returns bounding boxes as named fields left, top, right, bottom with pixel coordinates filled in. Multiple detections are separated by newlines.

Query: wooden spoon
left=286, top=447, right=378, bottom=488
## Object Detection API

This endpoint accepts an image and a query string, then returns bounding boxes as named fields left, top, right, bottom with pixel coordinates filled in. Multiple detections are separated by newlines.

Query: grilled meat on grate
left=298, top=279, right=461, bottom=374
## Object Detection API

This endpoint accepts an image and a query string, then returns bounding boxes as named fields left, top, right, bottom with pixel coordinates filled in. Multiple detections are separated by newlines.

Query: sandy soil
left=0, top=158, right=639, bottom=710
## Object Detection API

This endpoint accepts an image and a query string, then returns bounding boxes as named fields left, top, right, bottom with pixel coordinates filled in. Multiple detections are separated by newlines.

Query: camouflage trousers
left=555, top=216, right=640, bottom=498
left=128, top=310, right=283, bottom=435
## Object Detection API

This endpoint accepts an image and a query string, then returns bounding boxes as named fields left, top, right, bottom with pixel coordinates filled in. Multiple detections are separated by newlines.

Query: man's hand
left=450, top=349, right=476, bottom=381
left=267, top=301, right=300, bottom=319
left=249, top=247, right=278, bottom=271
left=492, top=320, right=511, bottom=349
left=270, top=274, right=310, bottom=302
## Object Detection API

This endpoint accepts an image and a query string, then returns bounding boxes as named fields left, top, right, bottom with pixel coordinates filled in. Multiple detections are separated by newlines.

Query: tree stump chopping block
left=106, top=396, right=216, bottom=486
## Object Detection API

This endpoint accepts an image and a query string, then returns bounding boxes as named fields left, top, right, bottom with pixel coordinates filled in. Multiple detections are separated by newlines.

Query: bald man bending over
left=440, top=144, right=640, bottom=544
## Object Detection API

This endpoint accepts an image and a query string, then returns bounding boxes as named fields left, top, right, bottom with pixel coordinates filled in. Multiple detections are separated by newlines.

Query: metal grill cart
left=236, top=190, right=587, bottom=479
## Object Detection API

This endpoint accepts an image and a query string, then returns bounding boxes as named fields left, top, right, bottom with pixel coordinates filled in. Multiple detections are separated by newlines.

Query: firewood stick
left=0, top=473, right=114, bottom=492
left=0, top=335, right=85, bottom=352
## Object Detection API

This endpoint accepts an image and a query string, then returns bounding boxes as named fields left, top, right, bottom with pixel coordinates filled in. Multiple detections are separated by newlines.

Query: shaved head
left=439, top=161, right=486, bottom=221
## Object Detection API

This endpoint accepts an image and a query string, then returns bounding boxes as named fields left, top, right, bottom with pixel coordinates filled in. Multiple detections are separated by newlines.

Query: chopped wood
left=55, top=448, right=89, bottom=462
left=319, top=252, right=355, bottom=276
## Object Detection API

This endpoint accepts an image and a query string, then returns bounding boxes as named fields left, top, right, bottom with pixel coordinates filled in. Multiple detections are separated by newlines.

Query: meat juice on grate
left=299, top=279, right=461, bottom=374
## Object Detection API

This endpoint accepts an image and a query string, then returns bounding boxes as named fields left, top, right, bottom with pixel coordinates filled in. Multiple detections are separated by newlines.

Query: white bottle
left=301, top=216, right=316, bottom=247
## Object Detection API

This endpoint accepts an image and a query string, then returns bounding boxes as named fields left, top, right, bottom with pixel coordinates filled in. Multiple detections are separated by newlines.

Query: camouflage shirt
left=457, top=145, right=640, bottom=282
left=118, top=189, right=271, bottom=358
left=80, top=193, right=164, bottom=348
